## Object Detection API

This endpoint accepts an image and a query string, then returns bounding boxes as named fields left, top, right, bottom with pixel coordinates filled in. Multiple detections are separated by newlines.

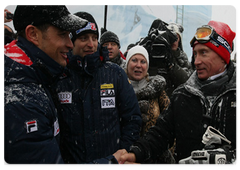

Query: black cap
left=70, top=12, right=99, bottom=43
left=13, top=5, right=88, bottom=32
left=100, top=31, right=120, bottom=48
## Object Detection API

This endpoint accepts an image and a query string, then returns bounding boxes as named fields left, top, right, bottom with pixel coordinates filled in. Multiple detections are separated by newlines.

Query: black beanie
left=100, top=31, right=120, bottom=48
left=71, top=12, right=99, bottom=43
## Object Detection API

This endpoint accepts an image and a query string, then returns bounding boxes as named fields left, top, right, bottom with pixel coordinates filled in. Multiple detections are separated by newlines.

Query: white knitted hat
left=125, top=45, right=149, bottom=69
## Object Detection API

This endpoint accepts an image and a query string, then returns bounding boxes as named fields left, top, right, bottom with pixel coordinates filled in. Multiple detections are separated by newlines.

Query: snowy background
left=4, top=5, right=236, bottom=61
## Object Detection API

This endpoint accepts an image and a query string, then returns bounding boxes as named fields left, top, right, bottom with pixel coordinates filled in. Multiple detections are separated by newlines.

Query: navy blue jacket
left=56, top=46, right=142, bottom=163
left=4, top=37, right=64, bottom=163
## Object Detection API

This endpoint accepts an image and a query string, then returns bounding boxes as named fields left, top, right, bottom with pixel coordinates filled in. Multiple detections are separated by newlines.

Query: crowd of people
left=4, top=5, right=236, bottom=164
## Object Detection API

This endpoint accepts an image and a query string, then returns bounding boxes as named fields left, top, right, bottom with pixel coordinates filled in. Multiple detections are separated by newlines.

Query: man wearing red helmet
left=118, top=21, right=236, bottom=164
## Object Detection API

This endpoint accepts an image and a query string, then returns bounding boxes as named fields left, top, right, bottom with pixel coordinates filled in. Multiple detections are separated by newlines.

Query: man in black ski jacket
left=119, top=20, right=236, bottom=164
left=4, top=5, right=87, bottom=163
left=56, top=12, right=142, bottom=164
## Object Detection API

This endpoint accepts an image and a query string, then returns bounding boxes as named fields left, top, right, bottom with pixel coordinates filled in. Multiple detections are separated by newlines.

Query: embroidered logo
left=26, top=120, right=38, bottom=133
left=58, top=92, right=72, bottom=104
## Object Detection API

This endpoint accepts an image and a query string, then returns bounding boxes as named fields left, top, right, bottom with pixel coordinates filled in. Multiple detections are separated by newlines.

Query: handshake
left=113, top=149, right=137, bottom=164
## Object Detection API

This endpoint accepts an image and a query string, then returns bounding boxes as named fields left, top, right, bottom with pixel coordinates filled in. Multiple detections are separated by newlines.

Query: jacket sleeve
left=5, top=84, right=63, bottom=164
left=129, top=101, right=175, bottom=163
left=85, top=155, right=118, bottom=165
left=117, top=68, right=142, bottom=151
left=167, top=50, right=193, bottom=88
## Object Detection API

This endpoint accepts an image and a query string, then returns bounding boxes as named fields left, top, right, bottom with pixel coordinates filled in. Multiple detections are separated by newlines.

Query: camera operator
left=138, top=19, right=193, bottom=96
left=4, top=9, right=16, bottom=45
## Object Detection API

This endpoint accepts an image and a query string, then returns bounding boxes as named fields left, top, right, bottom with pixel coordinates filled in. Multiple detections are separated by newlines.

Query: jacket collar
left=17, top=37, right=64, bottom=85
left=67, top=45, right=107, bottom=76
left=184, top=61, right=236, bottom=96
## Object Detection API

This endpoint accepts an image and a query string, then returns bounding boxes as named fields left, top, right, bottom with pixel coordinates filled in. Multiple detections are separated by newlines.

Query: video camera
left=138, top=19, right=178, bottom=76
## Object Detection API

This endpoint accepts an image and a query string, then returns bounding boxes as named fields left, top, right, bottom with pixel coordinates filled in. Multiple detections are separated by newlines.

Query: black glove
left=99, top=44, right=109, bottom=62
left=164, top=52, right=175, bottom=70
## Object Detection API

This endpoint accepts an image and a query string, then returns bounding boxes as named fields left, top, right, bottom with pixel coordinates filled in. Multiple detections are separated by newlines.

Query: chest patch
left=100, top=83, right=115, bottom=109
left=26, top=120, right=38, bottom=133
left=100, top=89, right=115, bottom=96
left=101, top=97, right=115, bottom=108
left=58, top=92, right=72, bottom=104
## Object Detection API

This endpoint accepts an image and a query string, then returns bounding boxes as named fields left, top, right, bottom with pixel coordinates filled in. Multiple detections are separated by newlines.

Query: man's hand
left=113, top=149, right=128, bottom=163
left=119, top=152, right=137, bottom=164
left=113, top=149, right=140, bottom=165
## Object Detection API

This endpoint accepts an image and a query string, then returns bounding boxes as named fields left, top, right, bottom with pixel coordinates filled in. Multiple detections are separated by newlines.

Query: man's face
left=193, top=44, right=226, bottom=80
left=37, top=25, right=73, bottom=67
left=102, top=42, right=119, bottom=59
left=72, top=33, right=98, bottom=57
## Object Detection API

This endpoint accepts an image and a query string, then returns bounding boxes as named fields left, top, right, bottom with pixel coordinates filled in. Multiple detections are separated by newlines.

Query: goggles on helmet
left=190, top=25, right=232, bottom=53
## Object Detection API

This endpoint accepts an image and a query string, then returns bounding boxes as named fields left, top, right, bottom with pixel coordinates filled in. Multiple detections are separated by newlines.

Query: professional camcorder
left=138, top=19, right=178, bottom=76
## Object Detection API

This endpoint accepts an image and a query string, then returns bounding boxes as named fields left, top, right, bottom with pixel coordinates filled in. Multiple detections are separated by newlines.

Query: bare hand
left=4, top=9, right=13, bottom=23
left=113, top=149, right=128, bottom=163
left=119, top=152, right=136, bottom=164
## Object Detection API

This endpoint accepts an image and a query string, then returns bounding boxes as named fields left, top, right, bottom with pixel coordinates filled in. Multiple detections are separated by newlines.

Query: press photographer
left=137, top=19, right=193, bottom=96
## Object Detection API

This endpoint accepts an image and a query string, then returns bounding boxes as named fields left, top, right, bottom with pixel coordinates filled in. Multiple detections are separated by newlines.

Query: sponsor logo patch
left=58, top=92, right=72, bottom=104
left=101, top=97, right=115, bottom=108
left=101, top=84, right=114, bottom=89
left=26, top=120, right=38, bottom=133
left=100, top=89, right=115, bottom=96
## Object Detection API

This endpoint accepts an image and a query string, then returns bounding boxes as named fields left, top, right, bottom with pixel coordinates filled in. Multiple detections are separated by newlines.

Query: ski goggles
left=190, top=25, right=232, bottom=53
